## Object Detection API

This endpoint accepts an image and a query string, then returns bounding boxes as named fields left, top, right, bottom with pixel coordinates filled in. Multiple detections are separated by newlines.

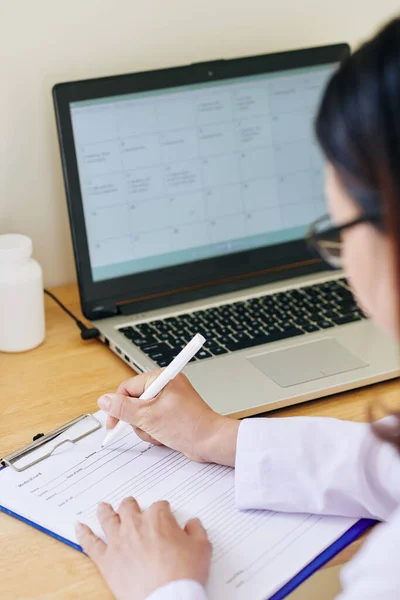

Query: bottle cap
left=0, top=234, right=33, bottom=264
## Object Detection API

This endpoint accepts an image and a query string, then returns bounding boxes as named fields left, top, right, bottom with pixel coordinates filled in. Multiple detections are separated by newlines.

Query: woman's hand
left=76, top=498, right=211, bottom=600
left=97, top=373, right=239, bottom=466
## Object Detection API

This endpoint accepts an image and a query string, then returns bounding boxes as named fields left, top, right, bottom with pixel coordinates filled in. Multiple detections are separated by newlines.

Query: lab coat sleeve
left=336, top=504, right=400, bottom=599
left=145, top=580, right=207, bottom=600
left=235, top=417, right=400, bottom=520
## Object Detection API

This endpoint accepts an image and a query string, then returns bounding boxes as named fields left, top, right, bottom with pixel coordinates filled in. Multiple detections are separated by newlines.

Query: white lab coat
left=147, top=417, right=400, bottom=599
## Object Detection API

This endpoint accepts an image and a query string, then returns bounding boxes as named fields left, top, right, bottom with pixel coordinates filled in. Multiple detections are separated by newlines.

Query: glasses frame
left=306, top=213, right=383, bottom=269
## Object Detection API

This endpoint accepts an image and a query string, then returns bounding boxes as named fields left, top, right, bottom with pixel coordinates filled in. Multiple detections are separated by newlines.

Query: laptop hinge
left=116, top=260, right=327, bottom=317
left=90, top=305, right=119, bottom=319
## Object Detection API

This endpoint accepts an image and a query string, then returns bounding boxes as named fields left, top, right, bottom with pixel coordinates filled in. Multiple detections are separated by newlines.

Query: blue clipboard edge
left=0, top=464, right=84, bottom=553
left=0, top=503, right=84, bottom=553
left=0, top=465, right=375, bottom=597
left=268, top=517, right=376, bottom=600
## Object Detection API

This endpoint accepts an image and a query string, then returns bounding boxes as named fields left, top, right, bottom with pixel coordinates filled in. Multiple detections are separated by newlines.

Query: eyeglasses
left=306, top=213, right=382, bottom=269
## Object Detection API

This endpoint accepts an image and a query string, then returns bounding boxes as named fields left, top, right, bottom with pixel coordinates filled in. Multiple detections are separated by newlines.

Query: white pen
left=101, top=333, right=206, bottom=447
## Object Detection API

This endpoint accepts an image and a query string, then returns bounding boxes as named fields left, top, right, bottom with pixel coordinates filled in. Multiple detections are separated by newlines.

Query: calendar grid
left=70, top=64, right=335, bottom=281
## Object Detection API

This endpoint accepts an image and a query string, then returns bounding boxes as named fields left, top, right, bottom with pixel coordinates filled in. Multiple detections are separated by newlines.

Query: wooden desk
left=1, top=284, right=398, bottom=599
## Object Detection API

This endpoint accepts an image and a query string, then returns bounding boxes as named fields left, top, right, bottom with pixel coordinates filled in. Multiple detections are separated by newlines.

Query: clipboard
left=0, top=413, right=102, bottom=553
left=0, top=414, right=376, bottom=599
left=1, top=414, right=102, bottom=472
left=268, top=518, right=375, bottom=600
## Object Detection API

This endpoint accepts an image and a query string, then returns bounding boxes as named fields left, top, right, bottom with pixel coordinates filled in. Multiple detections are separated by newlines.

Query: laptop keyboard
left=118, top=278, right=365, bottom=368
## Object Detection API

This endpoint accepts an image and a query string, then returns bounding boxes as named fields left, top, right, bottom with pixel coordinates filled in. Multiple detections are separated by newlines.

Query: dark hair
left=315, top=17, right=400, bottom=449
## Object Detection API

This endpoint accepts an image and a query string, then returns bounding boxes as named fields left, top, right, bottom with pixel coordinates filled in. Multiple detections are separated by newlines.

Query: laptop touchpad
left=248, top=338, right=367, bottom=388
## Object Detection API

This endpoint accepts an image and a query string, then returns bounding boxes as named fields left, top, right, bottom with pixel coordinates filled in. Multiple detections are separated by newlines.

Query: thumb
left=184, top=518, right=209, bottom=542
left=97, top=393, right=139, bottom=424
left=106, top=414, right=119, bottom=431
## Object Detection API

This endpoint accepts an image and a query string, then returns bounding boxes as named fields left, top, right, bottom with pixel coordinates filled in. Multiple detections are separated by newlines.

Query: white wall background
left=1, top=0, right=399, bottom=287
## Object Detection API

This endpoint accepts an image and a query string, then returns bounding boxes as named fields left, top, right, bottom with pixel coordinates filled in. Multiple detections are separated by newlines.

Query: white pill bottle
left=0, top=234, right=45, bottom=352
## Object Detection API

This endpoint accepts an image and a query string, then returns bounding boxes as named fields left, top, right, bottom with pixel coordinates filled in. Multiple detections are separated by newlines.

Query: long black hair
left=315, top=17, right=400, bottom=447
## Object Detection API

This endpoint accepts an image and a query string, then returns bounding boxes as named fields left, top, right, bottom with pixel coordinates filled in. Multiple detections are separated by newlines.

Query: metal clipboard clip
left=1, top=414, right=102, bottom=473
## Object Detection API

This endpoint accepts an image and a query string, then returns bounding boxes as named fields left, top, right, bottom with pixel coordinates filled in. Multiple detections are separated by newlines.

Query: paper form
left=0, top=411, right=357, bottom=599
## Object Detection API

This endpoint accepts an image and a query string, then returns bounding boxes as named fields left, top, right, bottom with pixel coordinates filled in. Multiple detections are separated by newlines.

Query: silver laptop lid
left=53, top=44, right=349, bottom=319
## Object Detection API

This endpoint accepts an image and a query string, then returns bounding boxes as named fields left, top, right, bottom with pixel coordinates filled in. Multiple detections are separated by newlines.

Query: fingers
left=75, top=522, right=106, bottom=561
left=106, top=415, right=119, bottom=431
left=133, top=426, right=163, bottom=446
left=118, top=496, right=141, bottom=523
left=97, top=502, right=120, bottom=538
left=147, top=500, right=176, bottom=529
left=184, top=518, right=209, bottom=543
left=117, top=371, right=161, bottom=398
left=98, top=393, right=138, bottom=424
left=98, top=370, right=163, bottom=423
left=116, top=378, right=139, bottom=396
left=147, top=499, right=171, bottom=512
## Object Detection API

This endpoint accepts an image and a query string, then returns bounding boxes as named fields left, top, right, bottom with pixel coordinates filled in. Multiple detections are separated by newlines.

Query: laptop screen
left=70, top=63, right=336, bottom=283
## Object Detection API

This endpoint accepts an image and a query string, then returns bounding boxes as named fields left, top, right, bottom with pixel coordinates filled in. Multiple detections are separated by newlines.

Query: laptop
left=53, top=44, right=399, bottom=418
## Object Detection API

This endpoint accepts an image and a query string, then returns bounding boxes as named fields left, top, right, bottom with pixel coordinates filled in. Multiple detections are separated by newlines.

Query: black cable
left=44, top=289, right=101, bottom=340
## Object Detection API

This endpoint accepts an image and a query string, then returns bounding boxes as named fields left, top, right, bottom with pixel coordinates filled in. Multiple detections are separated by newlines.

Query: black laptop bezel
left=53, top=43, right=349, bottom=320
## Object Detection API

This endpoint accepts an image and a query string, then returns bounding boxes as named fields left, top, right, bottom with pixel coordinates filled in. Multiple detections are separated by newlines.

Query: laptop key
left=157, top=332, right=172, bottom=341
left=173, top=328, right=188, bottom=337
left=119, top=327, right=142, bottom=340
left=247, top=328, right=265, bottom=338
left=140, top=335, right=160, bottom=346
left=173, top=337, right=188, bottom=347
left=214, top=329, right=234, bottom=339
left=265, top=325, right=283, bottom=335
left=198, top=330, right=214, bottom=340
left=121, top=332, right=150, bottom=346
left=119, top=326, right=134, bottom=334
left=159, top=333, right=183, bottom=347
left=141, top=342, right=172, bottom=354
left=332, top=313, right=362, bottom=325
left=316, top=319, right=335, bottom=329
left=213, top=324, right=227, bottom=335
left=197, top=349, right=212, bottom=360
left=280, top=321, right=299, bottom=331
left=151, top=322, right=170, bottom=333
left=231, top=323, right=246, bottom=333
left=305, top=311, right=321, bottom=321
left=234, top=313, right=251, bottom=323
left=180, top=315, right=195, bottom=325
left=209, top=344, right=228, bottom=356
left=148, top=352, right=168, bottom=362
left=203, top=339, right=215, bottom=348
left=248, top=309, right=263, bottom=318
left=320, top=310, right=339, bottom=319
left=164, top=316, right=179, bottom=325
left=225, top=328, right=304, bottom=351
left=136, top=323, right=155, bottom=334
left=191, top=317, right=206, bottom=327
left=354, top=310, right=366, bottom=318
left=235, top=331, right=251, bottom=341
left=157, top=359, right=169, bottom=367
